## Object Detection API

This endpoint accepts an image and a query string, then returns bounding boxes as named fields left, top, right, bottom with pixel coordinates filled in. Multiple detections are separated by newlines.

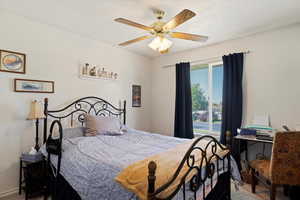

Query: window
left=190, top=61, right=223, bottom=134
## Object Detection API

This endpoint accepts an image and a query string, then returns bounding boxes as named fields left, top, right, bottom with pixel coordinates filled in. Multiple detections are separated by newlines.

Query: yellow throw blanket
left=115, top=138, right=229, bottom=200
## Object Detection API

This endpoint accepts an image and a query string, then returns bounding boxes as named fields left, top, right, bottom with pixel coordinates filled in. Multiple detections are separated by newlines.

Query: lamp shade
left=27, top=100, right=45, bottom=120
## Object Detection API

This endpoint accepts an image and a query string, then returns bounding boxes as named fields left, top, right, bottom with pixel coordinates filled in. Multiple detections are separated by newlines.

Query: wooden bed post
left=148, top=161, right=157, bottom=200
left=225, top=131, right=232, bottom=150
left=43, top=98, right=48, bottom=144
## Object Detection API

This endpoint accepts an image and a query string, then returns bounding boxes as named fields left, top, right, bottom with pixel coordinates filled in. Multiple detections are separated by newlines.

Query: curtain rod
left=162, top=50, right=251, bottom=68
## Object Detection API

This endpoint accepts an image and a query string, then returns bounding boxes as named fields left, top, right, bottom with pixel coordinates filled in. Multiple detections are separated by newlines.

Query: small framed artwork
left=0, top=50, right=26, bottom=74
left=14, top=79, right=54, bottom=93
left=132, top=85, right=141, bottom=107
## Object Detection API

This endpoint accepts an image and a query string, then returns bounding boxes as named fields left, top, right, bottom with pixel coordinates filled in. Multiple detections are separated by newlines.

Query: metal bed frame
left=43, top=97, right=232, bottom=200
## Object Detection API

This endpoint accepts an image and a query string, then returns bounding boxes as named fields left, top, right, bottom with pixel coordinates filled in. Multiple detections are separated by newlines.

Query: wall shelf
left=79, top=64, right=118, bottom=81
left=78, top=74, right=117, bottom=81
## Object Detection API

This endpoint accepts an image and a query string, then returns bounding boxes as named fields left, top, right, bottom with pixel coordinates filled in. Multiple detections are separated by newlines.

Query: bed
left=42, top=96, right=240, bottom=200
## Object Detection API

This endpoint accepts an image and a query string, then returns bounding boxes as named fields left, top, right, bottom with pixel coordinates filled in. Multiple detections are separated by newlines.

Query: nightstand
left=19, top=155, right=46, bottom=200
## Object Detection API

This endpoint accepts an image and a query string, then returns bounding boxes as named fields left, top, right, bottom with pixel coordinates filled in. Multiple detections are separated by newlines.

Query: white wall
left=0, top=10, right=152, bottom=196
left=151, top=24, right=300, bottom=136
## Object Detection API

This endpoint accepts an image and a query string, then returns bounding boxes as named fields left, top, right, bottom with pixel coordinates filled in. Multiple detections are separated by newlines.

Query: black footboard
left=148, top=134, right=232, bottom=200
left=47, top=170, right=231, bottom=200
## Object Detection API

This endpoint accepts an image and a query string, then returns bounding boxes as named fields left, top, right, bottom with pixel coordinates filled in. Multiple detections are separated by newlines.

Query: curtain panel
left=220, top=53, right=244, bottom=168
left=174, top=62, right=194, bottom=139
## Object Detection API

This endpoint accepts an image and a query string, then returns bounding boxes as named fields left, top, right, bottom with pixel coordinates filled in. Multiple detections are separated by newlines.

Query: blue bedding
left=42, top=128, right=240, bottom=200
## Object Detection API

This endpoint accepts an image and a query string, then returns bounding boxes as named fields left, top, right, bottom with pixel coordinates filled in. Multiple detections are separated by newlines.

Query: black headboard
left=43, top=96, right=126, bottom=143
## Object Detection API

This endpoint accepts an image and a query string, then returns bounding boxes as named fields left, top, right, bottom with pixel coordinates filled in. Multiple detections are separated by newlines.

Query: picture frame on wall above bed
left=132, top=84, right=141, bottom=107
left=14, top=78, right=55, bottom=93
left=0, top=49, right=26, bottom=74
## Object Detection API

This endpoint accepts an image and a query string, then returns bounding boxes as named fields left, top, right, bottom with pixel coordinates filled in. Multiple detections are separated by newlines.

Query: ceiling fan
left=114, top=9, right=208, bottom=54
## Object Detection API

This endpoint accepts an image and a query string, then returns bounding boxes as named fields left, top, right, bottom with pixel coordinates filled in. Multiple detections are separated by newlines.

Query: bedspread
left=41, top=129, right=240, bottom=200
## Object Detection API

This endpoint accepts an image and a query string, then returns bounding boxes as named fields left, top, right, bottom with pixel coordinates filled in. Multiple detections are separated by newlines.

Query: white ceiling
left=1, top=0, right=300, bottom=57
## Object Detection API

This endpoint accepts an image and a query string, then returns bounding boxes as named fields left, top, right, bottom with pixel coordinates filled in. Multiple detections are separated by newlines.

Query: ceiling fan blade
left=163, top=9, right=196, bottom=31
left=114, top=18, right=153, bottom=31
left=170, top=32, right=208, bottom=42
left=118, top=35, right=153, bottom=46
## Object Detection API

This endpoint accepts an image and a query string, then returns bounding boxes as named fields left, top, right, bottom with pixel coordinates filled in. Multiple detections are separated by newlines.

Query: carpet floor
left=241, top=183, right=289, bottom=200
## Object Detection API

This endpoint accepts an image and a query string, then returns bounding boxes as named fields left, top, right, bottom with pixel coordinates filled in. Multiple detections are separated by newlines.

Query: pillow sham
left=84, top=115, right=122, bottom=136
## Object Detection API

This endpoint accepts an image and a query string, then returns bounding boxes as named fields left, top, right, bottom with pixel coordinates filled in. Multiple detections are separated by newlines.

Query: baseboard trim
left=0, top=187, right=18, bottom=198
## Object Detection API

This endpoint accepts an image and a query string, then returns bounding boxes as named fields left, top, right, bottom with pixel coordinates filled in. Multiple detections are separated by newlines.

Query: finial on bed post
left=225, top=131, right=232, bottom=150
left=43, top=98, right=48, bottom=144
left=148, top=161, right=157, bottom=200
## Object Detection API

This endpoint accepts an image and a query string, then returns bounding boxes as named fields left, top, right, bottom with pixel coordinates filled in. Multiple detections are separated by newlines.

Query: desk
left=234, top=135, right=273, bottom=162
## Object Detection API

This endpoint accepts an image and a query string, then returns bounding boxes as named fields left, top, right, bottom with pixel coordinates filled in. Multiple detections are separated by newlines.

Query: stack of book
left=245, top=125, right=275, bottom=141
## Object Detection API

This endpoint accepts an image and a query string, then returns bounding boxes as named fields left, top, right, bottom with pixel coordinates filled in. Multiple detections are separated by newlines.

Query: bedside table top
left=21, top=153, right=44, bottom=163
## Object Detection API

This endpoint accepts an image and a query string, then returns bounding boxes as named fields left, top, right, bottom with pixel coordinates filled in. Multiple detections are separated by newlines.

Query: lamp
left=148, top=36, right=173, bottom=53
left=27, top=100, right=45, bottom=151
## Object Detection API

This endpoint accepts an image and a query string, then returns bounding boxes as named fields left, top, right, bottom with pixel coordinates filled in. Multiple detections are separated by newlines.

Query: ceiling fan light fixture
left=115, top=9, right=207, bottom=54
left=148, top=36, right=172, bottom=52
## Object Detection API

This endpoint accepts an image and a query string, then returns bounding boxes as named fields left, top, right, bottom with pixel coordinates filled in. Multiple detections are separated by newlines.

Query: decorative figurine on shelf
left=101, top=68, right=107, bottom=78
left=82, top=63, right=89, bottom=75
left=97, top=68, right=102, bottom=77
left=90, top=66, right=96, bottom=76
left=114, top=73, right=118, bottom=79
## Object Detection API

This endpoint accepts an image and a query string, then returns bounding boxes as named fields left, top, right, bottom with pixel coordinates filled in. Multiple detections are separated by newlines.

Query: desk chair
left=250, top=131, right=300, bottom=200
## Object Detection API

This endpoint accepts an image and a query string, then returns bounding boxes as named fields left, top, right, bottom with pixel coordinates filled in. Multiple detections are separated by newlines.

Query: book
left=256, top=134, right=273, bottom=141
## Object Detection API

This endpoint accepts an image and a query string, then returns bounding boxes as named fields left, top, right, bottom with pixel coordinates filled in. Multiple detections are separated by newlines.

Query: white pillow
left=84, top=115, right=122, bottom=136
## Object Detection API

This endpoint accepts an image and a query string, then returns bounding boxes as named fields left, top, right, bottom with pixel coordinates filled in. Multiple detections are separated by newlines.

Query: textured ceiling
left=1, top=0, right=300, bottom=57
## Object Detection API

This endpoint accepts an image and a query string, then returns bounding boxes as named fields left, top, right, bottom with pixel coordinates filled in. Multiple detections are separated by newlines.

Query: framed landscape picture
left=132, top=85, right=141, bottom=107
left=0, top=50, right=26, bottom=74
left=14, top=79, right=54, bottom=93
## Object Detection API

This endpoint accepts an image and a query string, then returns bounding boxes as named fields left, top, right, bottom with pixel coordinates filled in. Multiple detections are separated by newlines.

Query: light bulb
left=148, top=36, right=172, bottom=52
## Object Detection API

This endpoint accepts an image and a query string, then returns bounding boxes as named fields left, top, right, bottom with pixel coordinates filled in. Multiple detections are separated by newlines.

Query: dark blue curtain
left=174, top=62, right=194, bottom=139
left=220, top=53, right=244, bottom=144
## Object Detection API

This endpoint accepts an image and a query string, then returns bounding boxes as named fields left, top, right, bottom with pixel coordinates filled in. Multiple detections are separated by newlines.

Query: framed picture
left=132, top=85, right=141, bottom=107
left=14, top=79, right=54, bottom=93
left=0, top=50, right=26, bottom=74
